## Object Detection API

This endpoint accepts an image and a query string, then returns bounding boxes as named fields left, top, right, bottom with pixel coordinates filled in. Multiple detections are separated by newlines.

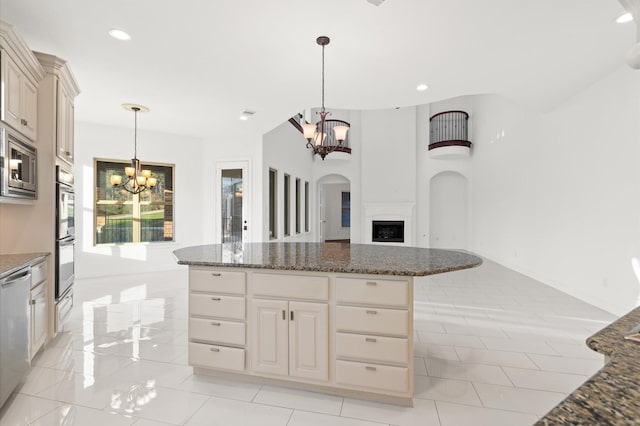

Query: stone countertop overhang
left=173, top=242, right=483, bottom=276
left=537, top=305, right=640, bottom=425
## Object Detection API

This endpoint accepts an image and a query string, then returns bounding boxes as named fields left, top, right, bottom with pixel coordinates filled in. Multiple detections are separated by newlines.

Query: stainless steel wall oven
left=56, top=166, right=74, bottom=329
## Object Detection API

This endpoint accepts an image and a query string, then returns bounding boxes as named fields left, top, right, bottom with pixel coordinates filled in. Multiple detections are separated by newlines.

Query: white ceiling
left=0, top=0, right=634, bottom=140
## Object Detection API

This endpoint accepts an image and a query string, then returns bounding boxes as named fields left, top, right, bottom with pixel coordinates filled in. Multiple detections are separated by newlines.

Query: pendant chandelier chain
left=321, top=42, right=325, bottom=113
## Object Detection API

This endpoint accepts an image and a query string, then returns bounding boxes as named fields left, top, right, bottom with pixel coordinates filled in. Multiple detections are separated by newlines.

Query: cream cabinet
left=33, top=52, right=80, bottom=166
left=251, top=298, right=328, bottom=381
left=1, top=49, right=39, bottom=141
left=186, top=267, right=414, bottom=406
left=30, top=259, right=48, bottom=359
left=334, top=276, right=413, bottom=397
left=188, top=268, right=247, bottom=372
left=56, top=81, right=74, bottom=164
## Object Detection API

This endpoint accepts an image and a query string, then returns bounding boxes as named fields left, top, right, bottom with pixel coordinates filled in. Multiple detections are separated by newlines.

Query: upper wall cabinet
left=0, top=20, right=45, bottom=142
left=34, top=52, right=80, bottom=165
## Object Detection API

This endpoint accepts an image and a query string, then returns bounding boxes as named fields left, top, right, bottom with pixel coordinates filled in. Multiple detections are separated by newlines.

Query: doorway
left=216, top=161, right=249, bottom=245
left=317, top=174, right=351, bottom=243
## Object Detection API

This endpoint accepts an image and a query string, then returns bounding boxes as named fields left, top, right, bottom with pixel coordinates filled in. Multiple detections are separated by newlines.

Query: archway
left=429, top=171, right=468, bottom=249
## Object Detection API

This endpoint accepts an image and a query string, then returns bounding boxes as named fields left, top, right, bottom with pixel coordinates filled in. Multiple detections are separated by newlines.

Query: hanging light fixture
left=110, top=104, right=157, bottom=194
left=302, top=36, right=349, bottom=160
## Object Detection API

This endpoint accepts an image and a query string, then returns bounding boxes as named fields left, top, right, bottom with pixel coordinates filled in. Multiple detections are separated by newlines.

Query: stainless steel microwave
left=0, top=124, right=37, bottom=200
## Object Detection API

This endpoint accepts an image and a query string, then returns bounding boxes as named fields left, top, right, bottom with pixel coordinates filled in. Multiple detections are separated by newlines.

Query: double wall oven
left=56, top=166, right=74, bottom=329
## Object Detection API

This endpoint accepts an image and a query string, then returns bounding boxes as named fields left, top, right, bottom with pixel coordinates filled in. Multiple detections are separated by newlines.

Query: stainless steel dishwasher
left=0, top=266, right=31, bottom=408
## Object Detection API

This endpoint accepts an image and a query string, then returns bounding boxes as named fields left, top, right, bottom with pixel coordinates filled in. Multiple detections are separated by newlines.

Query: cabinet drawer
left=189, top=318, right=245, bottom=346
left=190, top=294, right=245, bottom=320
left=335, top=360, right=409, bottom=393
left=335, top=306, right=408, bottom=337
left=190, top=268, right=246, bottom=294
left=189, top=342, right=245, bottom=372
left=31, top=260, right=47, bottom=288
left=253, top=273, right=328, bottom=301
left=336, top=277, right=408, bottom=307
left=335, top=332, right=408, bottom=365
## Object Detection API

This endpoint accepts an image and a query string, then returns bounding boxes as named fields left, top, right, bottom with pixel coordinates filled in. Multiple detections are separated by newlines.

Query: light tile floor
left=0, top=259, right=616, bottom=426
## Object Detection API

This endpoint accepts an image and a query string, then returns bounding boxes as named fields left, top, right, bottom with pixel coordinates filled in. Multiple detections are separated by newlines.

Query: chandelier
left=302, top=36, right=349, bottom=160
left=110, top=104, right=157, bottom=194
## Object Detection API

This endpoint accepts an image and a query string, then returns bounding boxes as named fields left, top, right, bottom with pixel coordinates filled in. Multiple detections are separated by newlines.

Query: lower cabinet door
left=189, top=342, right=245, bottom=372
left=289, top=301, right=328, bottom=381
left=30, top=281, right=47, bottom=359
left=251, top=299, right=288, bottom=376
left=335, top=360, right=409, bottom=393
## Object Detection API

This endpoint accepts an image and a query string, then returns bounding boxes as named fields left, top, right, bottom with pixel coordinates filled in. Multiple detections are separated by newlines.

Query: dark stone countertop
left=0, top=252, right=49, bottom=279
left=537, top=305, right=640, bottom=425
left=173, top=243, right=482, bottom=276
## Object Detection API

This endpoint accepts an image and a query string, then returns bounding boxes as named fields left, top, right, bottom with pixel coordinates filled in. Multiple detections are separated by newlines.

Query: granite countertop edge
left=0, top=252, right=50, bottom=279
left=176, top=259, right=481, bottom=276
left=536, top=305, right=640, bottom=425
left=174, top=243, right=483, bottom=277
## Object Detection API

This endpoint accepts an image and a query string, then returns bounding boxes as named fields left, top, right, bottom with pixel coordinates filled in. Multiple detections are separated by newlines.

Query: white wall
left=471, top=66, right=640, bottom=315
left=262, top=119, right=314, bottom=241
left=74, top=122, right=207, bottom=278
left=415, top=99, right=473, bottom=249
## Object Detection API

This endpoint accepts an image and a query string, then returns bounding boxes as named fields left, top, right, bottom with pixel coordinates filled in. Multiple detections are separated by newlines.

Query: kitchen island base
left=186, top=266, right=414, bottom=405
left=175, top=243, right=483, bottom=406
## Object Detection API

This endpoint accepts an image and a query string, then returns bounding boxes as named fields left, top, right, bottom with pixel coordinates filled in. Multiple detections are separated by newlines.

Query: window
left=295, top=178, right=301, bottom=234
left=269, top=168, right=277, bottom=239
left=284, top=174, right=290, bottom=236
left=341, top=191, right=350, bottom=228
left=95, top=159, right=174, bottom=244
left=304, top=181, right=309, bottom=233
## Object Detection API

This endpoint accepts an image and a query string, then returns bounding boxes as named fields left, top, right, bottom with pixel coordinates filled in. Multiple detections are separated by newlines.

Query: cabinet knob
left=211, top=297, right=221, bottom=301
left=210, top=347, right=220, bottom=352
left=210, top=322, right=221, bottom=326
left=365, top=337, right=377, bottom=343
left=65, top=151, right=71, bottom=156
left=211, top=272, right=222, bottom=277
left=21, top=118, right=27, bottom=126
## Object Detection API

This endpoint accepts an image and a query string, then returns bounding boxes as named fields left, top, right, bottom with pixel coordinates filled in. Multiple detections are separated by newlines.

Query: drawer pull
left=211, top=273, right=222, bottom=277
left=366, top=281, right=377, bottom=286
left=365, top=337, right=377, bottom=343
left=282, top=309, right=286, bottom=320
left=366, top=310, right=378, bottom=315
left=210, top=347, right=220, bottom=352
left=365, top=366, right=377, bottom=371
left=210, top=322, right=221, bottom=326
left=211, top=297, right=221, bottom=301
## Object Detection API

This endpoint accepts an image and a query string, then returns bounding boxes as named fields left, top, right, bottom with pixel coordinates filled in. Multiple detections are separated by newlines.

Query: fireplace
left=372, top=220, right=404, bottom=243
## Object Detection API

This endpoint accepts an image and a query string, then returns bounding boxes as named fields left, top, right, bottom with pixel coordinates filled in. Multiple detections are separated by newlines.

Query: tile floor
left=0, top=259, right=616, bottom=426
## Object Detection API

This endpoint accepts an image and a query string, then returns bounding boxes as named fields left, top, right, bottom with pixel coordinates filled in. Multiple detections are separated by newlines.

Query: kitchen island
left=174, top=242, right=482, bottom=405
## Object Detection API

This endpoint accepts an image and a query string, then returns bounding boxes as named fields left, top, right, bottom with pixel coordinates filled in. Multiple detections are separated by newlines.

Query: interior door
left=216, top=161, right=249, bottom=245
left=318, top=186, right=326, bottom=242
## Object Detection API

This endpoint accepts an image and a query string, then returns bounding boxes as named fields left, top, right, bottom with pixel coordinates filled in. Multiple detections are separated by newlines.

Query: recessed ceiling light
left=416, top=83, right=429, bottom=91
left=108, top=29, right=131, bottom=41
left=616, top=12, right=633, bottom=24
